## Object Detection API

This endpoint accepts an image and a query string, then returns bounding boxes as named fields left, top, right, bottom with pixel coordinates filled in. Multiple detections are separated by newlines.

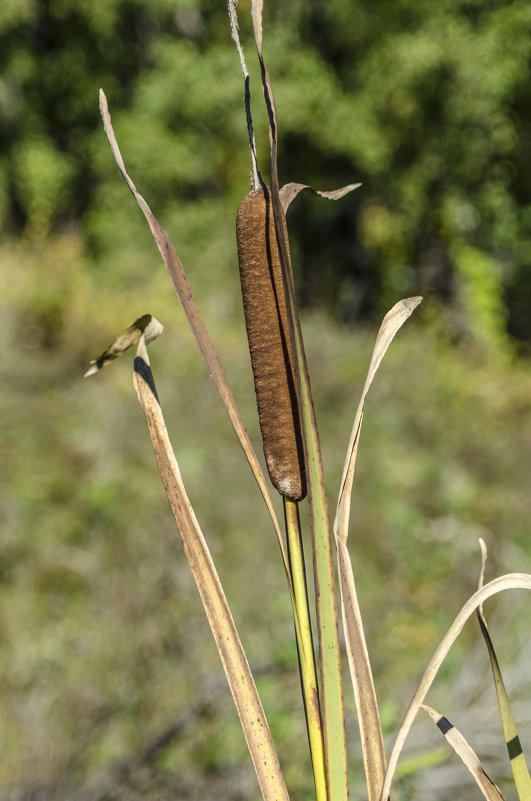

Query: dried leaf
left=251, top=0, right=263, bottom=55
left=335, top=296, right=423, bottom=544
left=333, top=297, right=421, bottom=801
left=98, top=89, right=289, bottom=582
left=422, top=705, right=506, bottom=801
left=84, top=314, right=163, bottom=376
left=336, top=538, right=386, bottom=801
left=279, top=182, right=361, bottom=213
left=133, top=336, right=290, bottom=801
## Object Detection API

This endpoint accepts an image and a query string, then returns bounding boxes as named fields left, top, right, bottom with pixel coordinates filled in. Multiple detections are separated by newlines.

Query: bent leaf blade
left=98, top=89, right=289, bottom=581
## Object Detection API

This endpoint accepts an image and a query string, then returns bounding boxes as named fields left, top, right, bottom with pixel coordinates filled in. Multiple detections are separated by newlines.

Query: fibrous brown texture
left=236, top=187, right=306, bottom=501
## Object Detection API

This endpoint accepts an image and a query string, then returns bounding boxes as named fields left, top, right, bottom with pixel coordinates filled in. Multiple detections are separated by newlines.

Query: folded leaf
left=98, top=89, right=289, bottom=584
left=84, top=314, right=163, bottom=376
left=280, top=182, right=361, bottom=213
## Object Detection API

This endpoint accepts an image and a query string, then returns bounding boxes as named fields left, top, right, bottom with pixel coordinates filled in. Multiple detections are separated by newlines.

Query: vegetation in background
left=2, top=0, right=531, bottom=339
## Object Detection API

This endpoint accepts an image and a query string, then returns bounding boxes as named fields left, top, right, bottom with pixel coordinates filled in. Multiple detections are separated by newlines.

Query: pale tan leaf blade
left=422, top=705, right=506, bottom=801
left=333, top=297, right=421, bottom=801
left=337, top=538, right=386, bottom=801
left=477, top=542, right=531, bottom=800
left=133, top=336, right=290, bottom=801
left=251, top=0, right=264, bottom=55
left=335, top=296, right=423, bottom=546
left=84, top=314, right=163, bottom=376
left=279, top=182, right=361, bottom=213
left=379, top=574, right=531, bottom=801
left=98, top=90, right=288, bottom=579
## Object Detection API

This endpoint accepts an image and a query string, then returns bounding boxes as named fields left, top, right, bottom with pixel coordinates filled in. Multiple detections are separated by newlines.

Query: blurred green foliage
left=1, top=2, right=531, bottom=799
left=1, top=0, right=531, bottom=339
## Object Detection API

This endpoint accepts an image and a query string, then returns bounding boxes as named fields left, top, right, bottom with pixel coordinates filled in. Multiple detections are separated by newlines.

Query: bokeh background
left=1, top=1, right=531, bottom=799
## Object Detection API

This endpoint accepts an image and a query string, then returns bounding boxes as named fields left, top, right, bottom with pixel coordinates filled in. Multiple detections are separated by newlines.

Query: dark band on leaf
left=437, top=716, right=454, bottom=736
left=507, top=735, right=523, bottom=761
left=134, top=356, right=160, bottom=403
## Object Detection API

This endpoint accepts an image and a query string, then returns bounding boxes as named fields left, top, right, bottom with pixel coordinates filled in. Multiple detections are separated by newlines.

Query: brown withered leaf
left=98, top=89, right=289, bottom=583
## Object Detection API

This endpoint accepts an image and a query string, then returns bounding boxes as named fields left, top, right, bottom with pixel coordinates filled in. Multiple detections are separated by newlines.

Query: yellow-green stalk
left=284, top=498, right=328, bottom=801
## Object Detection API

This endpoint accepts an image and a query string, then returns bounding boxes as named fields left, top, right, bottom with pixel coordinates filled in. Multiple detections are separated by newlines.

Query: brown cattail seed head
left=236, top=187, right=307, bottom=501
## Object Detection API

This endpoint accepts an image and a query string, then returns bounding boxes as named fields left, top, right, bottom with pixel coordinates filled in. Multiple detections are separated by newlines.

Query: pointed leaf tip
left=251, top=0, right=263, bottom=54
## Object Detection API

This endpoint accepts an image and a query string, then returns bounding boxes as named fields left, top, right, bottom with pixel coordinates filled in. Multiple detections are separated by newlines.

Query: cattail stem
left=284, top=498, right=328, bottom=801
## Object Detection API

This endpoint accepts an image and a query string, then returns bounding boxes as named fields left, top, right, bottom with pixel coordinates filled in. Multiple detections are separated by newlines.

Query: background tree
left=2, top=0, right=531, bottom=341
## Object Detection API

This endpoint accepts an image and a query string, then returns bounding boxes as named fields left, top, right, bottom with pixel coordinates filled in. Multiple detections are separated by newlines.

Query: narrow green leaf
left=477, top=541, right=531, bottom=801
left=422, top=704, right=506, bottom=801
left=133, top=335, right=290, bottom=801
left=380, top=575, right=531, bottom=801
left=284, top=499, right=328, bottom=801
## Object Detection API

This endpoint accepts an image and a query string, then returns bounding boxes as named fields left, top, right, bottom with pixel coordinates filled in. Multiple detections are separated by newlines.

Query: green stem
left=284, top=498, right=328, bottom=801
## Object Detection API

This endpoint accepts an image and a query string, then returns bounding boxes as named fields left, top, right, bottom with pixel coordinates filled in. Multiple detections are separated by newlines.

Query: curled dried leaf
left=84, top=314, right=163, bottom=377
left=279, top=181, right=361, bottom=213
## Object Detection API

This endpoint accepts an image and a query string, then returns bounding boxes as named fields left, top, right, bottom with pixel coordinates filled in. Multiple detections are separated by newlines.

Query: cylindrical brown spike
left=236, top=187, right=307, bottom=501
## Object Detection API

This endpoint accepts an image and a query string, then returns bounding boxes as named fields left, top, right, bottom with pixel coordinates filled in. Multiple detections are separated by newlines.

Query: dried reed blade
left=333, top=297, right=422, bottom=801
left=133, top=335, right=290, bottom=801
left=422, top=705, right=506, bottom=801
left=98, top=89, right=291, bottom=584
left=279, top=182, right=361, bottom=213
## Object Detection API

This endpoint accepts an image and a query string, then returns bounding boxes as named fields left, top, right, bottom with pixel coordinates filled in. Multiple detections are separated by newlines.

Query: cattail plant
left=88, top=3, right=531, bottom=800
left=236, top=186, right=306, bottom=502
